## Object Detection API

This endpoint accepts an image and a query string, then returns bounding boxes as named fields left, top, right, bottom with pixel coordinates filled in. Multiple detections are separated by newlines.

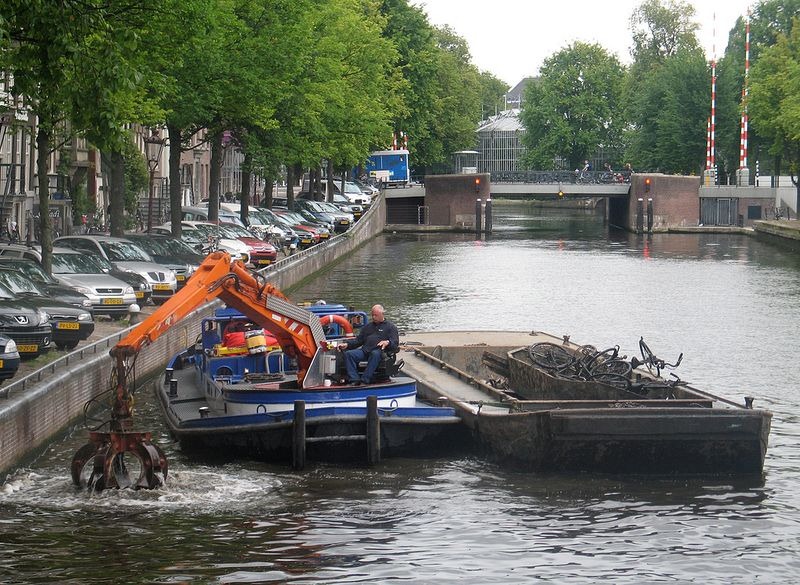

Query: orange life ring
left=321, top=314, right=353, bottom=335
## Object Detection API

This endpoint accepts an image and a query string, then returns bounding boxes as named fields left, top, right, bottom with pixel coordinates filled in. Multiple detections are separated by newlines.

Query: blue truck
left=366, top=149, right=410, bottom=186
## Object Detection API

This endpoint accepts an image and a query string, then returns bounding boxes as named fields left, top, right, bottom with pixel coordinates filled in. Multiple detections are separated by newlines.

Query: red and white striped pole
left=704, top=14, right=717, bottom=186
left=739, top=13, right=751, bottom=178
left=710, top=58, right=716, bottom=179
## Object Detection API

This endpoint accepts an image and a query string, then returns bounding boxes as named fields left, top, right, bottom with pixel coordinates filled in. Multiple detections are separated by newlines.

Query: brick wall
left=425, top=173, right=490, bottom=227
left=629, top=174, right=701, bottom=230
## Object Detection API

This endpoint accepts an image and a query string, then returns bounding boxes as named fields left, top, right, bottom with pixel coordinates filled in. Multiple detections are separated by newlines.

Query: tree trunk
left=208, top=130, right=222, bottom=222
left=240, top=151, right=251, bottom=225
left=108, top=149, right=125, bottom=237
left=36, top=126, right=52, bottom=274
left=167, top=123, right=183, bottom=238
left=263, top=176, right=274, bottom=209
left=312, top=167, right=321, bottom=201
left=286, top=165, right=295, bottom=211
left=326, top=160, right=334, bottom=203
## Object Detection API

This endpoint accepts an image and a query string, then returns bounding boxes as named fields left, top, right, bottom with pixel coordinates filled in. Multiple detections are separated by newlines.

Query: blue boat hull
left=156, top=350, right=467, bottom=462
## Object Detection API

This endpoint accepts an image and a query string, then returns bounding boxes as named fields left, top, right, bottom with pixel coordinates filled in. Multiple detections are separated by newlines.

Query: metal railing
left=490, top=170, right=632, bottom=184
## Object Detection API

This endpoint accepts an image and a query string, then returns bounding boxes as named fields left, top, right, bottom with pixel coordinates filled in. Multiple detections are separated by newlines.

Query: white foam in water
left=2, top=466, right=283, bottom=514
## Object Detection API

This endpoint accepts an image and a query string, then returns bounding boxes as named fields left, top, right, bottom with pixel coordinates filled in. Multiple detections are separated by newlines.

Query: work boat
left=159, top=305, right=463, bottom=465
left=71, top=252, right=462, bottom=491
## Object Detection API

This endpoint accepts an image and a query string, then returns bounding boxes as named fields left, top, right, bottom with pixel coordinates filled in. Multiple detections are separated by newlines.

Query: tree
left=624, top=0, right=705, bottom=172
left=477, top=71, right=510, bottom=120
left=629, top=0, right=699, bottom=73
left=0, top=1, right=160, bottom=270
left=519, top=42, right=626, bottom=170
left=748, top=17, right=800, bottom=211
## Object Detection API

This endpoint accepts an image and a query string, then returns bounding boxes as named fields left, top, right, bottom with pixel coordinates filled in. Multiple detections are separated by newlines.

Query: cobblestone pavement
left=13, top=304, right=158, bottom=381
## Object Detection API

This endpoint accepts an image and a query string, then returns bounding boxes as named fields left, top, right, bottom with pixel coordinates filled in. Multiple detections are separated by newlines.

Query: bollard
left=169, top=378, right=178, bottom=398
left=484, top=198, right=493, bottom=235
left=636, top=198, right=644, bottom=234
left=165, top=367, right=174, bottom=386
left=128, top=303, right=141, bottom=325
left=646, top=198, right=653, bottom=232
left=475, top=198, right=482, bottom=237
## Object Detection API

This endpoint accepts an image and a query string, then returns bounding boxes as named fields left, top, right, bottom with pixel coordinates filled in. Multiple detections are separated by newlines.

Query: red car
left=219, top=223, right=278, bottom=266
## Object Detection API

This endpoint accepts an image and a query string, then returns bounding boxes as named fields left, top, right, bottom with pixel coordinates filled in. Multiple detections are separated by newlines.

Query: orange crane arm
left=112, top=251, right=321, bottom=383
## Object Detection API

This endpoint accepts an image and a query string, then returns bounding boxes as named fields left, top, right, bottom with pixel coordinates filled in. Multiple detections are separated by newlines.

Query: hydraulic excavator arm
left=71, top=250, right=323, bottom=491
left=112, top=250, right=320, bottom=382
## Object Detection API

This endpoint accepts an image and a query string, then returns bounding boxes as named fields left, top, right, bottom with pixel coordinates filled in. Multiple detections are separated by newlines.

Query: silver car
left=54, top=235, right=178, bottom=305
left=51, top=250, right=138, bottom=318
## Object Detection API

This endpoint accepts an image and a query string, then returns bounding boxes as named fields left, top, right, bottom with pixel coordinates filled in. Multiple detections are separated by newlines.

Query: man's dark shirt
left=346, top=320, right=399, bottom=353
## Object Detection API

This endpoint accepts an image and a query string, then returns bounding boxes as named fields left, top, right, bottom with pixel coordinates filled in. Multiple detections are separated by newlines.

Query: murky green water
left=2, top=203, right=799, bottom=583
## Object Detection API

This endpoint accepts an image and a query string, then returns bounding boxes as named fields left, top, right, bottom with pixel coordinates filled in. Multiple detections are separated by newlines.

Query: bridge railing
left=490, top=170, right=632, bottom=185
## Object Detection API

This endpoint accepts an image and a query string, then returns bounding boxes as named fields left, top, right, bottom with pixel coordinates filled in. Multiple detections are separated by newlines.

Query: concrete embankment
left=752, top=219, right=800, bottom=248
left=0, top=196, right=386, bottom=479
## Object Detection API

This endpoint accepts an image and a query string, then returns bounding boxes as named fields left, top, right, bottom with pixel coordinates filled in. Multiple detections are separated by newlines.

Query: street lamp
left=144, top=129, right=165, bottom=232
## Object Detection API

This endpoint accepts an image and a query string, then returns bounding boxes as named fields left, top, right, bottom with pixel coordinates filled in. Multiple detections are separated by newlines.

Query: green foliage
left=629, top=0, right=699, bottom=73
left=519, top=42, right=626, bottom=170
left=626, top=48, right=709, bottom=173
left=122, top=136, right=149, bottom=222
left=748, top=17, right=800, bottom=174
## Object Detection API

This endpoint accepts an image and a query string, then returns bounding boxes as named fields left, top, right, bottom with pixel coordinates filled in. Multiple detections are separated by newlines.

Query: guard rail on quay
left=0, top=193, right=387, bottom=479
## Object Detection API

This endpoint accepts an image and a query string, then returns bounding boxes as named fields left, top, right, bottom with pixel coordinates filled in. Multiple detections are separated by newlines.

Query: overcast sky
left=416, top=0, right=754, bottom=87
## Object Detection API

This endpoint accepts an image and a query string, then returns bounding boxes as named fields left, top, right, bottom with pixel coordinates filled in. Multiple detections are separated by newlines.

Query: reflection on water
left=2, top=203, right=800, bottom=584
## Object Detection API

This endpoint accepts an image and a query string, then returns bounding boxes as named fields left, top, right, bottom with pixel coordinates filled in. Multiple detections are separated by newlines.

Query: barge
left=399, top=330, right=771, bottom=475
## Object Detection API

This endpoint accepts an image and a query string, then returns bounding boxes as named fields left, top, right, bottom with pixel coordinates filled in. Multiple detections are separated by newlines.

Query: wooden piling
left=366, top=395, right=380, bottom=465
left=292, top=400, right=306, bottom=470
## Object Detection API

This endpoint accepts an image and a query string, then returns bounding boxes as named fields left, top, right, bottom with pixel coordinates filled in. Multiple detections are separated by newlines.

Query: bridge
left=487, top=170, right=630, bottom=199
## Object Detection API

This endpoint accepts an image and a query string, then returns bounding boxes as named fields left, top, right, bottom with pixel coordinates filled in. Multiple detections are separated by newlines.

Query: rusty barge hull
left=399, top=330, right=771, bottom=475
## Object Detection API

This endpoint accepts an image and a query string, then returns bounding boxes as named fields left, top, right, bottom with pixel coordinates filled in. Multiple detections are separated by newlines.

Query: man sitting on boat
left=337, top=304, right=399, bottom=385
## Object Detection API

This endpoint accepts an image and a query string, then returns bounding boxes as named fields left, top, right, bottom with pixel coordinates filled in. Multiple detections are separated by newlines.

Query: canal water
left=2, top=202, right=799, bottom=583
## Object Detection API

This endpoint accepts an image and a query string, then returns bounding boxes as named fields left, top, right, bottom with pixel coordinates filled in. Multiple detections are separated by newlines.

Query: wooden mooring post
left=292, top=400, right=306, bottom=470
left=366, top=395, right=381, bottom=465
left=292, top=397, right=381, bottom=469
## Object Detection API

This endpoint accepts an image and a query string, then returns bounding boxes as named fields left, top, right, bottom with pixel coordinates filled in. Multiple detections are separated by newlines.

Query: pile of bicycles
left=527, top=336, right=686, bottom=398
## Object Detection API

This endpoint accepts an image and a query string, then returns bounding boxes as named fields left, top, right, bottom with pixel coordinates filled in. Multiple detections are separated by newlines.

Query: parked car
left=0, top=256, right=93, bottom=311
left=50, top=250, right=139, bottom=319
left=216, top=223, right=278, bottom=267
left=0, top=242, right=150, bottom=306
left=330, top=178, right=373, bottom=206
left=152, top=222, right=250, bottom=264
left=0, top=288, right=52, bottom=359
left=54, top=235, right=178, bottom=305
left=300, top=192, right=363, bottom=219
left=122, top=233, right=203, bottom=289
left=0, top=269, right=94, bottom=350
left=271, top=208, right=331, bottom=246
left=224, top=204, right=299, bottom=253
left=181, top=205, right=246, bottom=227
left=0, top=333, right=20, bottom=384
left=293, top=199, right=353, bottom=232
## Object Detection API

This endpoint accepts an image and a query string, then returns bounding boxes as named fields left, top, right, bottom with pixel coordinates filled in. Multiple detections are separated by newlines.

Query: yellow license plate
left=153, top=284, right=172, bottom=291
left=57, top=322, right=80, bottom=330
left=18, top=344, right=38, bottom=353
left=339, top=220, right=350, bottom=225
left=177, top=275, right=186, bottom=281
left=0, top=359, right=3, bottom=368
left=257, top=259, right=272, bottom=265
left=134, top=291, right=144, bottom=299
left=301, top=239, right=312, bottom=244
left=102, top=297, right=123, bottom=305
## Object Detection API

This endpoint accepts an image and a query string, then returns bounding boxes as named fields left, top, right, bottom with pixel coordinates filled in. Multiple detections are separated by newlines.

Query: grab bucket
left=245, top=329, right=268, bottom=354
